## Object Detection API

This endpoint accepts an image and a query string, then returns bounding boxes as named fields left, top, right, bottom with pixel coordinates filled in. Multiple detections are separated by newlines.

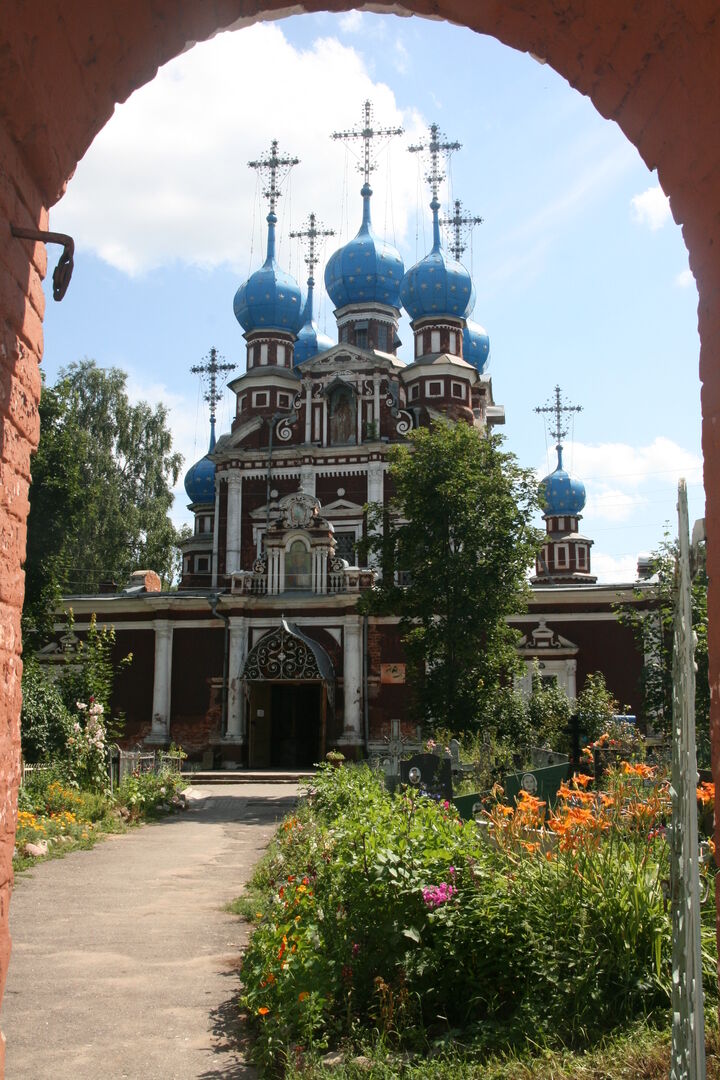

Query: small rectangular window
left=448, top=330, right=457, bottom=354
left=427, top=380, right=443, bottom=397
left=431, top=330, right=441, bottom=353
left=410, top=383, right=419, bottom=400
left=376, top=324, right=388, bottom=351
left=277, top=392, right=290, bottom=409
left=277, top=344, right=285, bottom=365
left=260, top=343, right=268, bottom=365
left=557, top=516, right=565, bottom=531
left=577, top=546, right=587, bottom=569
left=195, top=556, right=209, bottom=573
left=415, top=335, right=421, bottom=358
left=253, top=391, right=269, bottom=407
left=451, top=381, right=465, bottom=399
left=238, top=395, right=246, bottom=414
left=555, top=544, right=569, bottom=569
left=355, top=328, right=368, bottom=348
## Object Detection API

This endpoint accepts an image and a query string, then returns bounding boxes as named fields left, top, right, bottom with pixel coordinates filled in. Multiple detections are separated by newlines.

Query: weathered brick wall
left=2, top=2, right=720, bottom=1069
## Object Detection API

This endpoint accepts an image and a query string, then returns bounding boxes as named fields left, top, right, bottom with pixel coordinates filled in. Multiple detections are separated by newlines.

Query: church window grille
left=355, top=326, right=368, bottom=349
left=260, top=343, right=268, bottom=365
left=410, top=383, right=419, bottom=401
left=555, top=544, right=569, bottom=569
left=277, top=344, right=285, bottom=365
left=253, top=391, right=269, bottom=407
left=431, top=330, right=441, bottom=353
left=285, top=539, right=312, bottom=591
left=427, top=380, right=443, bottom=397
left=451, top=381, right=465, bottom=399
left=334, top=531, right=356, bottom=563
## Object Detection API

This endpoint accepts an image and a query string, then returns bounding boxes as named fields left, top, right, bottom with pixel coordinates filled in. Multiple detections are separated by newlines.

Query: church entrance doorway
left=247, top=681, right=325, bottom=768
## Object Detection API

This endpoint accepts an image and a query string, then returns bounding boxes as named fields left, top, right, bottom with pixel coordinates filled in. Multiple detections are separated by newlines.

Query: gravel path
left=1, top=783, right=298, bottom=1079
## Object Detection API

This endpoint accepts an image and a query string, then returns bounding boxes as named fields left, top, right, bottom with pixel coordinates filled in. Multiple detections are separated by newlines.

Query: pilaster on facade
left=339, top=614, right=364, bottom=747
left=226, top=616, right=248, bottom=744
left=212, top=479, right=221, bottom=587
left=225, top=473, right=243, bottom=574
left=147, top=619, right=173, bottom=745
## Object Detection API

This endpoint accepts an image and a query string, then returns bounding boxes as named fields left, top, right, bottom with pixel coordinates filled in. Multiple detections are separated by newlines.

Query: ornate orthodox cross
left=331, top=100, right=404, bottom=185
left=534, top=385, right=582, bottom=444
left=248, top=139, right=300, bottom=212
left=290, top=212, right=336, bottom=279
left=440, top=198, right=484, bottom=261
left=190, top=347, right=235, bottom=429
left=408, top=122, right=461, bottom=200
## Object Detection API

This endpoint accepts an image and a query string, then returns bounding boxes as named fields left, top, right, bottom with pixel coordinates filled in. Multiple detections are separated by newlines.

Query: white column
left=225, top=474, right=242, bottom=574
left=567, top=659, right=577, bottom=702
left=211, top=478, right=221, bottom=587
left=373, top=375, right=381, bottom=430
left=226, top=616, right=248, bottom=743
left=300, top=466, right=315, bottom=496
left=340, top=615, right=363, bottom=745
left=148, top=620, right=173, bottom=744
left=304, top=384, right=312, bottom=443
left=366, top=464, right=384, bottom=570
left=322, top=399, right=328, bottom=446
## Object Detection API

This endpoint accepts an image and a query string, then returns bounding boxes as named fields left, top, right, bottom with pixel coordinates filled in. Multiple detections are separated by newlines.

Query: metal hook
left=10, top=225, right=75, bottom=301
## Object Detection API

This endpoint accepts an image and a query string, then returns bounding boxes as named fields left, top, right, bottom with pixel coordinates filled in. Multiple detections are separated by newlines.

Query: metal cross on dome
left=440, top=198, right=484, bottom=261
left=408, top=122, right=461, bottom=201
left=290, top=212, right=336, bottom=276
left=190, top=347, right=235, bottom=428
left=248, top=139, right=300, bottom=213
left=331, top=100, right=404, bottom=186
left=534, top=384, right=582, bottom=444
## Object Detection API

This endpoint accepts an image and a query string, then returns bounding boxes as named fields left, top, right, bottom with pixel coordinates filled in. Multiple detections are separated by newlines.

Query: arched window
left=285, top=539, right=312, bottom=591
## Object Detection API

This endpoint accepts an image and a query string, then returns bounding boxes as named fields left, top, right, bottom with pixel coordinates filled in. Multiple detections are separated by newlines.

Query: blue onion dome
left=400, top=197, right=475, bottom=321
left=234, top=212, right=303, bottom=334
left=539, top=444, right=586, bottom=516
left=463, top=318, right=490, bottom=372
left=324, top=183, right=404, bottom=309
left=294, top=277, right=334, bottom=365
left=184, top=423, right=216, bottom=505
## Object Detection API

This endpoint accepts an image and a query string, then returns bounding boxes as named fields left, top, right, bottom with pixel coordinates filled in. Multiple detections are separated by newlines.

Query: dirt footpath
left=1, top=783, right=298, bottom=1080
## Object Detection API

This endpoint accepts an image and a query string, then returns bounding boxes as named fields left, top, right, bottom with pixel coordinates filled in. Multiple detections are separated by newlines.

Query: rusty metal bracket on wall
left=10, top=225, right=74, bottom=301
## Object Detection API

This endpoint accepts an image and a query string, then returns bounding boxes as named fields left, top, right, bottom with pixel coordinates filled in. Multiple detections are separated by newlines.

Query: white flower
left=76, top=702, right=87, bottom=711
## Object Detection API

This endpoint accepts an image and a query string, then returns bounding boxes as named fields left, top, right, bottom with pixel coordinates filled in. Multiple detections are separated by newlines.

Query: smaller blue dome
left=400, top=197, right=475, bottom=321
left=540, top=445, right=586, bottom=516
left=184, top=425, right=216, bottom=505
left=463, top=318, right=490, bottom=372
left=294, top=278, right=334, bottom=365
left=234, top=212, right=303, bottom=334
left=324, top=184, right=404, bottom=309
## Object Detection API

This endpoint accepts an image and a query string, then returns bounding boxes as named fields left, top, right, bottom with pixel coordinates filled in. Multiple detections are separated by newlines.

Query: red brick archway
left=2, top=1, right=719, bottom=1066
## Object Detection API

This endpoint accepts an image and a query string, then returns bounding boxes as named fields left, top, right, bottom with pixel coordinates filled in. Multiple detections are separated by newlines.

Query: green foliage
left=56, top=611, right=132, bottom=725
left=20, top=659, right=73, bottom=763
left=238, top=765, right=714, bottom=1073
left=24, top=361, right=183, bottom=639
left=527, top=665, right=571, bottom=748
left=115, top=768, right=186, bottom=818
left=359, top=422, right=542, bottom=732
left=617, top=532, right=709, bottom=764
left=575, top=671, right=619, bottom=742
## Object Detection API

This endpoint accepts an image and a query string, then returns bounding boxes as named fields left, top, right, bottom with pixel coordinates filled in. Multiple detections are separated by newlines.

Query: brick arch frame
left=1, top=1, right=719, bottom=1065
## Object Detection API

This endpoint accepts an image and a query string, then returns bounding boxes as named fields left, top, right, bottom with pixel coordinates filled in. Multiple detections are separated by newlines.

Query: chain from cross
left=190, top=347, right=235, bottom=425
left=534, top=384, right=582, bottom=444
left=408, top=122, right=461, bottom=201
left=289, top=213, right=336, bottom=277
left=247, top=139, right=300, bottom=214
left=331, top=100, right=404, bottom=187
left=440, top=198, right=484, bottom=260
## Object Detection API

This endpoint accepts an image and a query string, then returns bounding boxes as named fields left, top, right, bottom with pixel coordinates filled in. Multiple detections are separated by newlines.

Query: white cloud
left=675, top=267, right=694, bottom=288
left=591, top=552, right=640, bottom=584
left=339, top=11, right=363, bottom=33
left=630, top=184, right=671, bottom=231
left=52, top=24, right=424, bottom=277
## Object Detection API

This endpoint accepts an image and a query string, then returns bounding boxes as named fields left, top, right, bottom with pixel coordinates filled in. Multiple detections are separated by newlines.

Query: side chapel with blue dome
left=63, top=109, right=649, bottom=769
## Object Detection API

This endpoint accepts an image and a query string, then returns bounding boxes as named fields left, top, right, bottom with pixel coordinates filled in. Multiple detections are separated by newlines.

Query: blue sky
left=41, top=12, right=703, bottom=581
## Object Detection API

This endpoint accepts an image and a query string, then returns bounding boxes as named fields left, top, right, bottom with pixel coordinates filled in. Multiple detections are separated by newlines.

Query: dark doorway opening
left=270, top=683, right=322, bottom=767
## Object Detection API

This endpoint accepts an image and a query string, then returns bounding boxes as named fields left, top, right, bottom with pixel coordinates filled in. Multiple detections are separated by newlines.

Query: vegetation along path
left=2, top=783, right=298, bottom=1080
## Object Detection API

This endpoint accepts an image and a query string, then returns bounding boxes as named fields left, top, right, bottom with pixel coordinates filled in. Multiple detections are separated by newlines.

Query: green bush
left=115, top=769, right=185, bottom=818
left=239, top=764, right=717, bottom=1074
left=20, top=660, right=73, bottom=763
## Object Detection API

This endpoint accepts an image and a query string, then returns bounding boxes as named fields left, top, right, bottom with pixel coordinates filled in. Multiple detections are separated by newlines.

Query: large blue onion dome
left=463, top=318, right=490, bottom=372
left=400, top=197, right=475, bottom=321
left=539, top=444, right=586, bottom=516
left=294, top=277, right=333, bottom=365
left=324, top=183, right=404, bottom=309
left=184, top=423, right=216, bottom=505
left=234, top=212, right=303, bottom=334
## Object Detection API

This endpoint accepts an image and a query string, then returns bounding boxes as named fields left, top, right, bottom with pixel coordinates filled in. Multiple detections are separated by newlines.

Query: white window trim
left=555, top=543, right=569, bottom=569
left=252, top=391, right=269, bottom=407
left=427, top=380, right=443, bottom=398
left=451, top=380, right=465, bottom=399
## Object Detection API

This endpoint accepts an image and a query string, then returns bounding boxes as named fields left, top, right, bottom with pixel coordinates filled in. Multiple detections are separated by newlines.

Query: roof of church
left=540, top=444, right=587, bottom=516
left=184, top=423, right=216, bottom=505
left=324, top=184, right=404, bottom=310
left=233, top=212, right=304, bottom=335
left=463, top=318, right=490, bottom=373
left=400, top=196, right=475, bottom=321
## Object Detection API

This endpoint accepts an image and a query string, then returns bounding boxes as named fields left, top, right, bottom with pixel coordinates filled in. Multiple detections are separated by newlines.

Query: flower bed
left=237, top=763, right=717, bottom=1075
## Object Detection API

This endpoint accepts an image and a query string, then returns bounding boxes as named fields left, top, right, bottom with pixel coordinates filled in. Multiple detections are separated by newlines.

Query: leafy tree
left=617, top=532, right=710, bottom=765
left=24, top=360, right=183, bottom=638
left=359, top=420, right=542, bottom=731
left=575, top=671, right=619, bottom=742
left=20, top=659, right=73, bottom=763
left=527, top=666, right=571, bottom=748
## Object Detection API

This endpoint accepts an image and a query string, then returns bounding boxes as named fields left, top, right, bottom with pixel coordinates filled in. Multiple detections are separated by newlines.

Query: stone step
left=183, top=770, right=316, bottom=785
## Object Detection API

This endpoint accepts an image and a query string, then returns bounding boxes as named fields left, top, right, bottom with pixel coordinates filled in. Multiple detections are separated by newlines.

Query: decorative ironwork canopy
left=242, top=618, right=335, bottom=690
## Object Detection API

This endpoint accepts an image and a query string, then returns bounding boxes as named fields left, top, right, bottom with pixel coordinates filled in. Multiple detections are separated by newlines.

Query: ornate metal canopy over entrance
left=243, top=618, right=334, bottom=700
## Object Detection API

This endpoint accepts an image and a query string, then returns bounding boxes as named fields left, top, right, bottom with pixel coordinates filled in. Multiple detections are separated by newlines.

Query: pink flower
left=422, top=882, right=457, bottom=909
